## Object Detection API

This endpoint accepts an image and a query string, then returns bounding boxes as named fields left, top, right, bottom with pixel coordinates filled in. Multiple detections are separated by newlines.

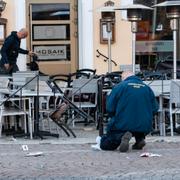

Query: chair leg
left=24, top=115, right=27, bottom=134
left=47, top=116, right=52, bottom=132
left=28, top=99, right=33, bottom=140
left=0, top=106, right=3, bottom=138
left=0, top=116, right=3, bottom=138
left=170, top=108, right=174, bottom=136
left=154, top=115, right=158, bottom=131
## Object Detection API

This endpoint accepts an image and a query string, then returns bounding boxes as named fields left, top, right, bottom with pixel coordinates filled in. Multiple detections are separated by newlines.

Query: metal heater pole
left=107, top=21, right=112, bottom=73
left=173, top=29, right=177, bottom=80
left=170, top=18, right=179, bottom=80
left=131, top=21, right=137, bottom=74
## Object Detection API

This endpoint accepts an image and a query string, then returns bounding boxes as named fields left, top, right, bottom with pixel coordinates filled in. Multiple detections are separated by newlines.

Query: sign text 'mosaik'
left=36, top=49, right=65, bottom=55
left=34, top=45, right=67, bottom=60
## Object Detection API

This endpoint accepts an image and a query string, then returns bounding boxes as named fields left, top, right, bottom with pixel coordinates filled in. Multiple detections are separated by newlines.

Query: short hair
left=19, top=28, right=27, bottom=33
left=19, top=28, right=28, bottom=37
left=121, top=71, right=134, bottom=81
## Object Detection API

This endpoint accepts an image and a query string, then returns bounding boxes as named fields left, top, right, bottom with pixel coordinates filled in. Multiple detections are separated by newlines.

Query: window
left=32, top=24, right=70, bottom=40
left=32, top=3, right=70, bottom=20
left=134, top=0, right=173, bottom=70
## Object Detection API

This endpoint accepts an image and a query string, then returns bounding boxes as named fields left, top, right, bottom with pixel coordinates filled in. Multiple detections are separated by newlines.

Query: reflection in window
left=134, top=0, right=173, bottom=71
left=32, top=4, right=70, bottom=20
left=134, top=0, right=172, bottom=41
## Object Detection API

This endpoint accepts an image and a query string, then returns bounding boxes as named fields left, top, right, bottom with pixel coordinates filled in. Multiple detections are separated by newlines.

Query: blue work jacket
left=106, top=75, right=159, bottom=133
left=0, top=31, right=28, bottom=65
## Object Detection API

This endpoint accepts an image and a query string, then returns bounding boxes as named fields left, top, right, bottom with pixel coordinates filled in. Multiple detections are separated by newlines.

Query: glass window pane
left=134, top=0, right=173, bottom=70
left=32, top=4, right=70, bottom=20
left=32, top=24, right=70, bottom=40
left=134, top=0, right=172, bottom=41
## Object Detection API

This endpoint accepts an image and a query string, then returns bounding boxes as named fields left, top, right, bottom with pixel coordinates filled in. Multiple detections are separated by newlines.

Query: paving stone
left=0, top=128, right=180, bottom=179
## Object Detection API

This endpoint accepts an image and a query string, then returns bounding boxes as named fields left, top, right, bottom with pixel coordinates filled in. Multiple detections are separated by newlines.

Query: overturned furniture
left=46, top=79, right=91, bottom=138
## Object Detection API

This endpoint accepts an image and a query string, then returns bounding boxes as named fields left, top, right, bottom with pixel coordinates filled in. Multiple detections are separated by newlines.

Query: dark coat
left=106, top=75, right=159, bottom=134
left=0, top=31, right=28, bottom=65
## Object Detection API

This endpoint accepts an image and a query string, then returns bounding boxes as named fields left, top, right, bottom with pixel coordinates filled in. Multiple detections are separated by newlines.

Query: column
left=78, top=0, right=93, bottom=69
left=14, top=0, right=27, bottom=71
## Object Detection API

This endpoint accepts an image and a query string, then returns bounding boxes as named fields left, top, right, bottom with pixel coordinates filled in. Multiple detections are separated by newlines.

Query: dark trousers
left=100, top=131, right=146, bottom=151
left=100, top=132, right=124, bottom=150
left=0, top=64, right=19, bottom=74
left=132, top=132, right=145, bottom=143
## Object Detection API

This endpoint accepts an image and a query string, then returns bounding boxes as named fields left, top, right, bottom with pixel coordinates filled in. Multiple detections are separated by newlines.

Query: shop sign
left=136, top=40, right=173, bottom=53
left=34, top=45, right=67, bottom=60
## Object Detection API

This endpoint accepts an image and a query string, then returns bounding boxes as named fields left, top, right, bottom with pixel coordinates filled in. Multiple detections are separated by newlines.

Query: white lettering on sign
left=34, top=46, right=67, bottom=60
left=136, top=40, right=173, bottom=53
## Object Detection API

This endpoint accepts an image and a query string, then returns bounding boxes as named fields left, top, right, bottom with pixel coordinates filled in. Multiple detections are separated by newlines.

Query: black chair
left=76, top=68, right=96, bottom=76
left=50, top=74, right=71, bottom=88
left=143, top=71, right=170, bottom=81
left=102, top=72, right=122, bottom=89
left=68, top=72, right=90, bottom=87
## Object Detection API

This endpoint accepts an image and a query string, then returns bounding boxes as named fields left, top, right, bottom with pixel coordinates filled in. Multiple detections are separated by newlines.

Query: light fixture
left=153, top=1, right=180, bottom=137
left=115, top=4, right=152, bottom=73
left=153, top=1, right=180, bottom=80
left=97, top=0, right=116, bottom=73
left=0, top=0, right=6, bottom=17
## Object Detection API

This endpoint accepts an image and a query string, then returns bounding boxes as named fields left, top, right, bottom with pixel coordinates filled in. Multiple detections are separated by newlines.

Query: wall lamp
left=0, top=0, right=6, bottom=17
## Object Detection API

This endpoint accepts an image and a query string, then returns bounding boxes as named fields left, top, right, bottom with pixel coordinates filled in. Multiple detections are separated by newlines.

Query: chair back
left=72, top=79, right=98, bottom=108
left=0, top=78, right=9, bottom=99
left=170, top=80, right=180, bottom=104
left=12, top=71, right=38, bottom=90
left=53, top=79, right=68, bottom=93
left=103, top=72, right=122, bottom=89
left=0, top=78, right=9, bottom=89
left=72, top=79, right=98, bottom=94
left=38, top=80, right=52, bottom=92
left=143, top=71, right=169, bottom=81
left=76, top=68, right=96, bottom=76
left=143, top=80, right=171, bottom=96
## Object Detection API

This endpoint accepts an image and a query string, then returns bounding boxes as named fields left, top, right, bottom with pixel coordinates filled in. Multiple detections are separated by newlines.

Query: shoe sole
left=119, top=132, right=132, bottom=152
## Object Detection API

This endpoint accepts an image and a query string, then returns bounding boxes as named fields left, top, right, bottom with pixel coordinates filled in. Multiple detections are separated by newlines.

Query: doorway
left=26, top=0, right=78, bottom=75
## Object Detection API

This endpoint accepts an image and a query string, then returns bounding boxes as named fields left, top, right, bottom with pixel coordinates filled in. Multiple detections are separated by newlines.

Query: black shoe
left=132, top=139, right=146, bottom=150
left=119, top=132, right=132, bottom=152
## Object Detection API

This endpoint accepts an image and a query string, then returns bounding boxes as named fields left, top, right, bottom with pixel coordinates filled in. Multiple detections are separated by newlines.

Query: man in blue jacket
left=98, top=71, right=159, bottom=152
left=0, top=28, right=35, bottom=74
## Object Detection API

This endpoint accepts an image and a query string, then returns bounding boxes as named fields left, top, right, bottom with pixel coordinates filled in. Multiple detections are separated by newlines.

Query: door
left=26, top=0, right=78, bottom=75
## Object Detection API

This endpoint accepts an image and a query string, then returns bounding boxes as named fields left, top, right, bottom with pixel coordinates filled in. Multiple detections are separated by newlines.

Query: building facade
left=1, top=0, right=175, bottom=75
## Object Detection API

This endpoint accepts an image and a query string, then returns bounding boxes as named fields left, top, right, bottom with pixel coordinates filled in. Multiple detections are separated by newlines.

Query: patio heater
left=115, top=4, right=152, bottom=74
left=153, top=1, right=180, bottom=80
left=98, top=1, right=115, bottom=73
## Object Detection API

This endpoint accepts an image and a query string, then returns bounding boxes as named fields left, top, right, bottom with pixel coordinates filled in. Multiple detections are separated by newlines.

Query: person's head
left=121, top=71, right=134, bottom=81
left=17, top=28, right=28, bottom=39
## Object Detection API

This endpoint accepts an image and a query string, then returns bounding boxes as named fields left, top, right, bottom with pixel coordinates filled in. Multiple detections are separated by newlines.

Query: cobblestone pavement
left=1, top=128, right=180, bottom=180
